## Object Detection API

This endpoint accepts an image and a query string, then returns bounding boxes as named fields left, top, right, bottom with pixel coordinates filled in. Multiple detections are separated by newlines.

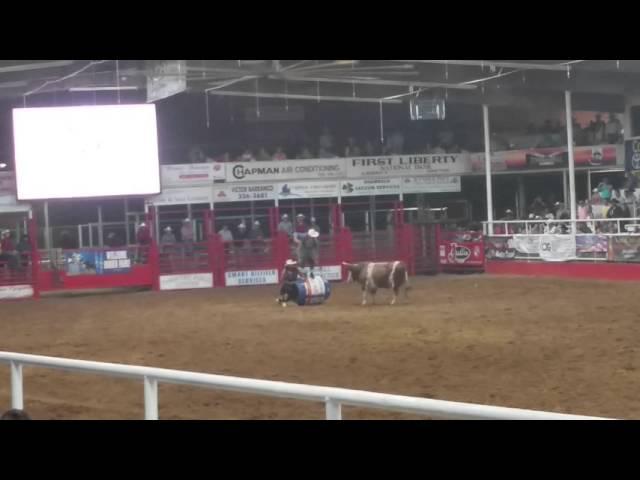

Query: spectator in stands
left=16, top=234, right=30, bottom=270
left=181, top=218, right=195, bottom=256
left=529, top=196, right=547, bottom=217
left=272, top=146, right=287, bottom=160
left=160, top=226, right=176, bottom=244
left=188, top=146, right=206, bottom=164
left=59, top=230, right=75, bottom=250
left=344, top=137, right=362, bottom=157
left=319, top=127, right=334, bottom=152
left=234, top=222, right=248, bottom=250
left=432, top=144, right=446, bottom=154
left=218, top=224, right=234, bottom=254
left=0, top=229, right=18, bottom=271
left=318, top=146, right=336, bottom=159
left=1, top=409, right=31, bottom=420
left=387, top=131, right=405, bottom=155
left=294, top=214, right=307, bottom=236
left=495, top=209, right=515, bottom=234
left=591, top=114, right=606, bottom=144
left=598, top=177, right=613, bottom=202
left=249, top=220, right=264, bottom=254
left=606, top=199, right=628, bottom=232
left=606, top=113, right=623, bottom=144
left=363, top=140, right=377, bottom=157
left=239, top=149, right=255, bottom=162
left=624, top=170, right=638, bottom=193
left=136, top=222, right=151, bottom=264
left=215, top=152, right=231, bottom=163
left=277, top=214, right=293, bottom=237
left=105, top=232, right=121, bottom=248
left=256, top=147, right=271, bottom=161
left=297, top=146, right=314, bottom=159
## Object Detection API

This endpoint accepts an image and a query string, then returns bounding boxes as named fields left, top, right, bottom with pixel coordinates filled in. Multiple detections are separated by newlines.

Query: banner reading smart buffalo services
left=226, top=159, right=346, bottom=183
left=347, top=154, right=468, bottom=178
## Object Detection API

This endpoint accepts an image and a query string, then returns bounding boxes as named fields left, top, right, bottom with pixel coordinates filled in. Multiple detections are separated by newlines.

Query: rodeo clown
left=276, top=258, right=332, bottom=308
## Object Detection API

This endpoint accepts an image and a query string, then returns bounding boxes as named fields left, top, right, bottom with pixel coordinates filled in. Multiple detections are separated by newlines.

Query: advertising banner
left=576, top=235, right=609, bottom=259
left=439, top=241, right=484, bottom=266
left=225, top=269, right=279, bottom=286
left=313, top=265, right=342, bottom=281
left=159, top=273, right=214, bottom=290
left=149, top=187, right=213, bottom=206
left=340, top=178, right=401, bottom=197
left=347, top=154, right=468, bottom=178
left=512, top=235, right=541, bottom=255
left=277, top=181, right=340, bottom=199
left=65, top=249, right=131, bottom=275
left=471, top=145, right=619, bottom=172
left=538, top=235, right=576, bottom=262
left=213, top=183, right=276, bottom=202
left=625, top=137, right=640, bottom=171
left=161, top=163, right=225, bottom=187
left=0, top=285, right=34, bottom=299
left=401, top=176, right=461, bottom=194
left=609, top=236, right=640, bottom=262
left=226, top=159, right=346, bottom=183
left=485, top=237, right=517, bottom=260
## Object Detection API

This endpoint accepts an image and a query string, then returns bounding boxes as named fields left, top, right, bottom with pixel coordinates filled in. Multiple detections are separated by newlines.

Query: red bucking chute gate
left=0, top=204, right=484, bottom=299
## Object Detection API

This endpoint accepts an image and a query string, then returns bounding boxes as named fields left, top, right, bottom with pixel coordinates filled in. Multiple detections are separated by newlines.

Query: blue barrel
left=294, top=276, right=331, bottom=306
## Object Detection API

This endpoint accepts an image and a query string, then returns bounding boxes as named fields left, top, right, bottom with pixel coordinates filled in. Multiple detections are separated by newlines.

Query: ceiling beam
left=277, top=75, right=477, bottom=90
left=206, top=90, right=401, bottom=104
left=395, top=60, right=579, bottom=71
left=0, top=60, right=75, bottom=74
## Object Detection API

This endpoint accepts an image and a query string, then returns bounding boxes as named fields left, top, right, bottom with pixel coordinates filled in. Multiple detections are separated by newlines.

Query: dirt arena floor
left=0, top=275, right=638, bottom=419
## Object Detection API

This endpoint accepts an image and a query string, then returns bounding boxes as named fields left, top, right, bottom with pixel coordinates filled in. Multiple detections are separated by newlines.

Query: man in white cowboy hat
left=276, top=258, right=306, bottom=306
left=160, top=226, right=176, bottom=244
left=295, top=228, right=320, bottom=278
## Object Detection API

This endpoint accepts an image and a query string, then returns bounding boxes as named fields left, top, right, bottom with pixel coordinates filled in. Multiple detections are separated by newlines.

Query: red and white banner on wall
left=161, top=163, right=225, bottom=187
left=470, top=145, right=621, bottom=172
left=439, top=241, right=484, bottom=266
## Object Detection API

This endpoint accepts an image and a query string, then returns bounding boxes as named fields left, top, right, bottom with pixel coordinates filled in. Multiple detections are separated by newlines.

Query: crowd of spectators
left=495, top=171, right=639, bottom=235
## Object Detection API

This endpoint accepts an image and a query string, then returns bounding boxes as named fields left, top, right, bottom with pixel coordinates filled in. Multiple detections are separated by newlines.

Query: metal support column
left=483, top=104, right=494, bottom=234
left=565, top=91, right=577, bottom=233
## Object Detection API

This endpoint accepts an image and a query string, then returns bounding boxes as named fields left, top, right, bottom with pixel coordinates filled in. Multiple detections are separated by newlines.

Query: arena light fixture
left=0, top=163, right=7, bottom=169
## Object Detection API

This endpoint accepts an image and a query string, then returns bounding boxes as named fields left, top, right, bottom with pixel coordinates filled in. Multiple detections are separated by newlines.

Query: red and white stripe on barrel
left=342, top=261, right=410, bottom=306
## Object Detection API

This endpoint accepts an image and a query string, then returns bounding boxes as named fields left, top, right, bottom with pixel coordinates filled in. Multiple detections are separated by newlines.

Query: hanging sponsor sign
left=538, top=234, right=576, bottom=262
left=159, top=273, right=214, bottom=290
left=347, top=154, right=468, bottom=178
left=64, top=249, right=132, bottom=275
left=625, top=138, right=640, bottom=171
left=401, top=176, right=461, bottom=194
left=146, top=60, right=187, bottom=103
left=471, top=145, right=619, bottom=172
left=277, top=181, right=340, bottom=199
left=439, top=241, right=484, bottom=266
left=149, top=187, right=213, bottom=206
left=609, top=236, right=640, bottom=262
left=512, top=235, right=541, bottom=255
left=340, top=178, right=401, bottom=197
left=226, top=159, right=346, bottom=183
left=225, top=269, right=279, bottom=286
left=576, top=235, right=609, bottom=259
left=101, top=250, right=132, bottom=274
left=314, top=265, right=342, bottom=281
left=161, top=163, right=225, bottom=187
left=0, top=284, right=33, bottom=299
left=213, top=183, right=276, bottom=202
left=485, top=237, right=517, bottom=260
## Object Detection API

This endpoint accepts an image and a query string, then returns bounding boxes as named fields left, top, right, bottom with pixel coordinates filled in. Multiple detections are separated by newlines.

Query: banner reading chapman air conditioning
left=347, top=154, right=469, bottom=178
left=226, top=159, right=346, bottom=183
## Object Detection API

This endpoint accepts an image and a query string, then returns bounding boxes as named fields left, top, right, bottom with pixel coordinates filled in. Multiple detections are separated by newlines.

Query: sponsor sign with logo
left=439, top=241, right=484, bottom=266
left=161, top=163, right=225, bottom=187
left=0, top=284, right=34, bottom=299
left=538, top=234, right=576, bottom=262
left=609, top=236, right=640, bottom=262
left=347, top=154, right=468, bottom=178
left=625, top=138, right=640, bottom=171
left=226, top=159, right=346, bottom=183
left=277, top=181, right=340, bottom=199
left=213, top=183, right=276, bottom=202
left=159, top=273, right=214, bottom=291
left=313, top=265, right=342, bottom=281
left=148, top=187, right=213, bottom=206
left=401, top=176, right=461, bottom=193
left=225, top=269, right=279, bottom=286
left=340, top=178, right=401, bottom=197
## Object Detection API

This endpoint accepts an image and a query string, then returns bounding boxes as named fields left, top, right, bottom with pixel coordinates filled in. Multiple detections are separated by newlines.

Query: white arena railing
left=0, top=351, right=610, bottom=420
left=483, top=217, right=640, bottom=237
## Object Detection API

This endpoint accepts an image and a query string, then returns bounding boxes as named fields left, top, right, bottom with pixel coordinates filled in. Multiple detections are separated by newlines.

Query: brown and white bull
left=342, top=261, right=410, bottom=306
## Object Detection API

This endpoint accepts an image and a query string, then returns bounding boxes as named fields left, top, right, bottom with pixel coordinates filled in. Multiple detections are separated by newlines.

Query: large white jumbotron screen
left=13, top=104, right=160, bottom=200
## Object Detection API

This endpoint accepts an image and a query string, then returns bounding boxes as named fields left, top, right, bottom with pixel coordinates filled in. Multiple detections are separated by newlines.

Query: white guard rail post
left=0, top=352, right=612, bottom=420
